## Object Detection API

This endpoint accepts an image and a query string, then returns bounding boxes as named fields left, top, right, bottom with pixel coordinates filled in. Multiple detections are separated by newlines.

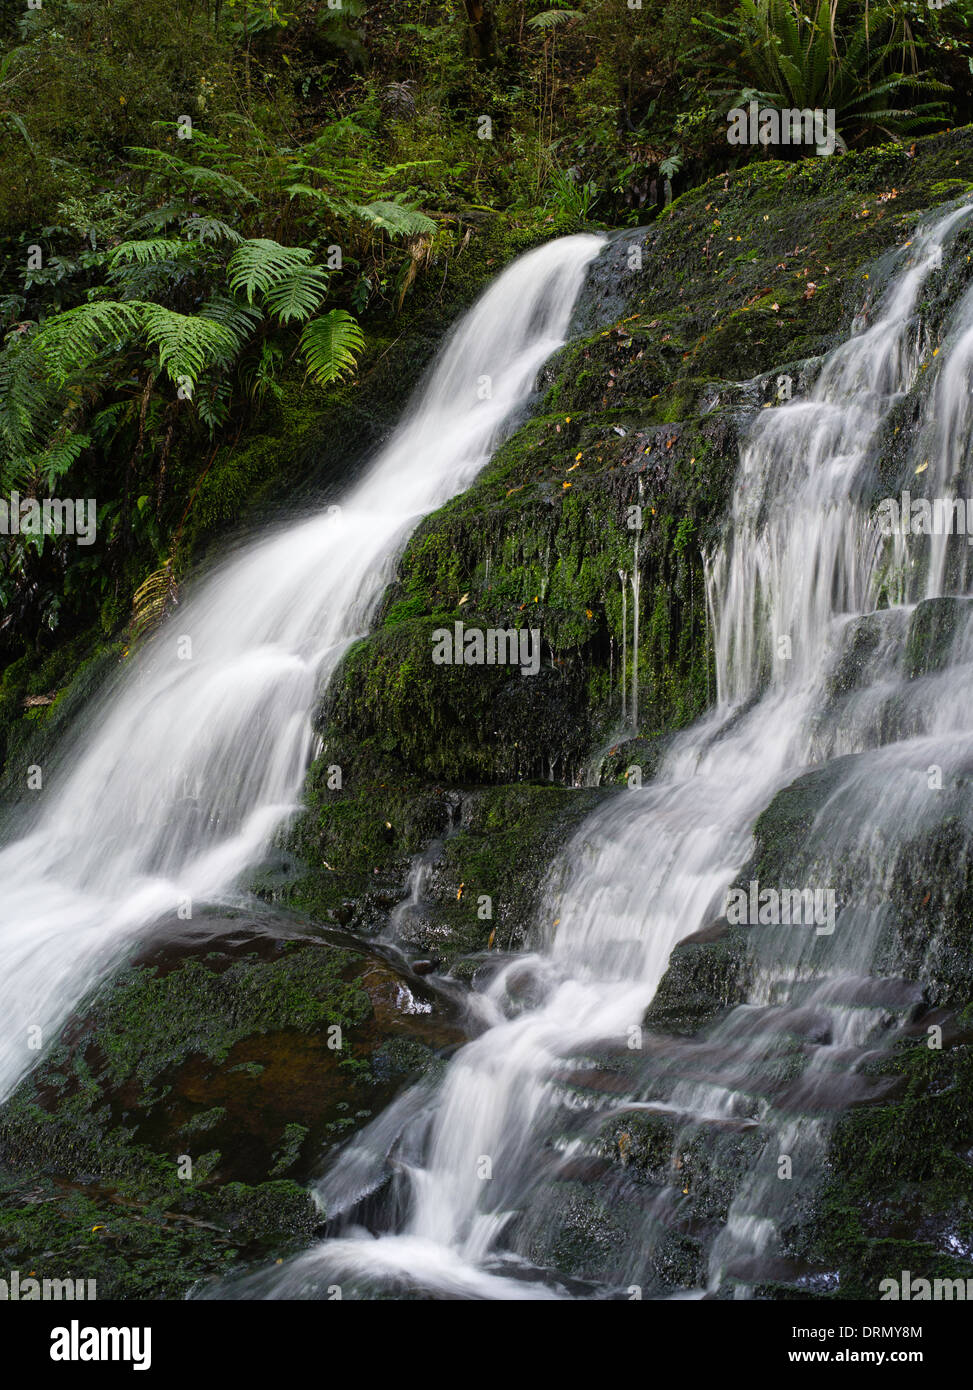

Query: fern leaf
left=34, top=301, right=147, bottom=383
left=181, top=216, right=244, bottom=245
left=300, top=310, right=365, bottom=387
left=140, top=304, right=240, bottom=385
left=352, top=200, right=437, bottom=238
left=130, top=559, right=179, bottom=644
left=527, top=9, right=584, bottom=29
left=263, top=265, right=330, bottom=324
left=227, top=239, right=315, bottom=303
left=35, top=429, right=90, bottom=491
left=107, top=239, right=198, bottom=270
left=198, top=295, right=262, bottom=346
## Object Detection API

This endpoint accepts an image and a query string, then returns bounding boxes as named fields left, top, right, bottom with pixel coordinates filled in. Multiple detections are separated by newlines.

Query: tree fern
left=300, top=310, right=365, bottom=387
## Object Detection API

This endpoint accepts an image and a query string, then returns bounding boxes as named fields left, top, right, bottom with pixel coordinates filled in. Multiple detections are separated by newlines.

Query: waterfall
left=214, top=199, right=973, bottom=1301
left=0, top=233, right=604, bottom=1102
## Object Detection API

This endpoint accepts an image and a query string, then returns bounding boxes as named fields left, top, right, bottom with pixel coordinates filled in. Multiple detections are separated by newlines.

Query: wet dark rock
left=0, top=911, right=464, bottom=1298
left=643, top=924, right=753, bottom=1035
left=906, top=596, right=973, bottom=680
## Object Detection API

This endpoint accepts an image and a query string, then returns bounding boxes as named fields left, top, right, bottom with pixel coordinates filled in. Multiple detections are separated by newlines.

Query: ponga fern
left=300, top=310, right=365, bottom=387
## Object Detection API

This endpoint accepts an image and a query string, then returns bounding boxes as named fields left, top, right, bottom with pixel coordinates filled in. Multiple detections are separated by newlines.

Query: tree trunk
left=462, top=0, right=496, bottom=65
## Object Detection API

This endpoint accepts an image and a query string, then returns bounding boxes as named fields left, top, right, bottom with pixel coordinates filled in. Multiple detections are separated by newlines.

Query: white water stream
left=5, top=200, right=973, bottom=1301
left=0, top=234, right=604, bottom=1101
left=217, top=201, right=973, bottom=1300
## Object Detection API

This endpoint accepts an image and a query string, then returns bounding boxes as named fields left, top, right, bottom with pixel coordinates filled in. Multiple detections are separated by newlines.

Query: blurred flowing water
left=212, top=202, right=973, bottom=1300
left=0, top=233, right=604, bottom=1100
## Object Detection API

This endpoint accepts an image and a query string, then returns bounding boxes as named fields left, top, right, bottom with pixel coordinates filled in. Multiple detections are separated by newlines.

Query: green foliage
left=351, top=201, right=438, bottom=238
left=300, top=310, right=366, bottom=387
left=544, top=167, right=599, bottom=220
left=34, top=300, right=239, bottom=387
left=693, top=0, right=951, bottom=146
left=227, top=238, right=318, bottom=304
left=33, top=301, right=146, bottom=383
left=0, top=330, right=54, bottom=490
left=107, top=239, right=201, bottom=270
left=262, top=265, right=330, bottom=325
left=527, top=10, right=585, bottom=30
left=140, top=304, right=241, bottom=382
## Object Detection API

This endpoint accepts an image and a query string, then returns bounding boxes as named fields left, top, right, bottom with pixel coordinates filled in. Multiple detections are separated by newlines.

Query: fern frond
left=263, top=265, right=330, bottom=324
left=0, top=329, right=48, bottom=463
left=300, top=310, right=365, bottom=387
left=34, top=301, right=146, bottom=383
left=527, top=9, right=584, bottom=29
left=195, top=377, right=233, bottom=435
left=107, top=239, right=199, bottom=269
left=140, top=304, right=240, bottom=384
left=34, top=429, right=90, bottom=491
left=181, top=216, right=244, bottom=245
left=227, top=238, right=315, bottom=303
left=127, top=202, right=192, bottom=233
left=351, top=200, right=437, bottom=238
left=284, top=183, right=350, bottom=216
left=198, top=295, right=262, bottom=346
left=130, top=558, right=179, bottom=644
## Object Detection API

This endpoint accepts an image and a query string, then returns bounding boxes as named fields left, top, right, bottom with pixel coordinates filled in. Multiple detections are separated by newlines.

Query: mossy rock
left=643, top=922, right=754, bottom=1035
left=0, top=911, right=463, bottom=1297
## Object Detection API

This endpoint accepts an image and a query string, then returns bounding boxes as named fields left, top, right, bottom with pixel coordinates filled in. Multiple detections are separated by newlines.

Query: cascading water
left=0, top=233, right=604, bottom=1102
left=214, top=199, right=973, bottom=1301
